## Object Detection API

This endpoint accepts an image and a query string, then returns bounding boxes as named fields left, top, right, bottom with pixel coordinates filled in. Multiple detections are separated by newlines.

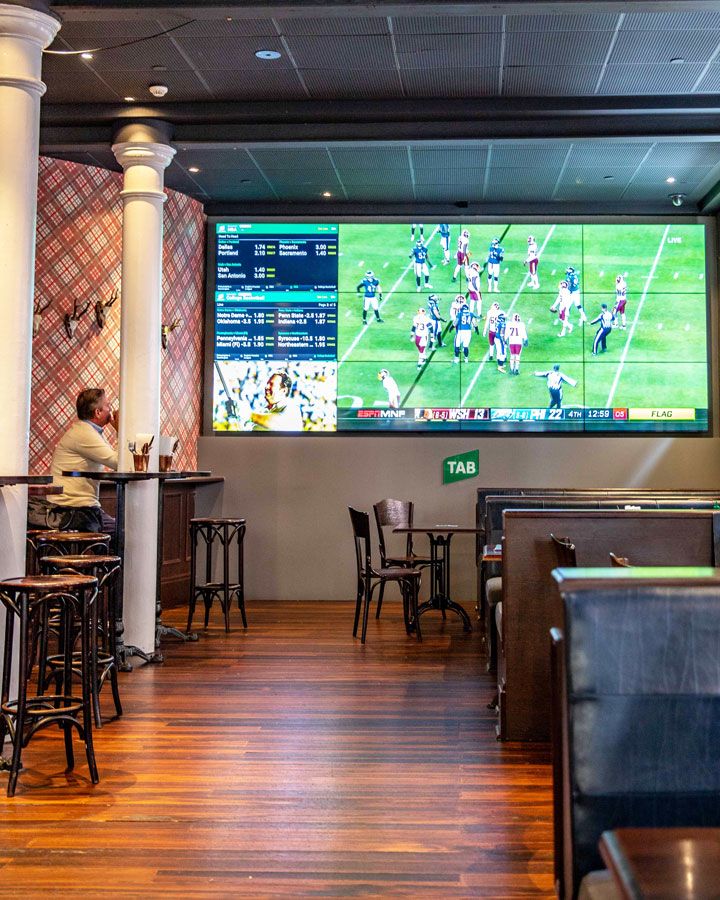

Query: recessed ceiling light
left=670, top=57, right=685, bottom=64
left=255, top=50, right=282, bottom=60
left=322, top=191, right=332, bottom=197
left=123, top=96, right=135, bottom=102
left=188, top=166, right=200, bottom=173
left=81, top=52, right=93, bottom=60
left=666, top=176, right=676, bottom=184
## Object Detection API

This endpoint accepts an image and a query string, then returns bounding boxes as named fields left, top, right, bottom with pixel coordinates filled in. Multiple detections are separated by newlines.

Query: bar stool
left=0, top=573, right=99, bottom=797
left=187, top=518, right=247, bottom=633
left=35, top=531, right=111, bottom=561
left=40, top=555, right=123, bottom=727
left=26, top=528, right=51, bottom=575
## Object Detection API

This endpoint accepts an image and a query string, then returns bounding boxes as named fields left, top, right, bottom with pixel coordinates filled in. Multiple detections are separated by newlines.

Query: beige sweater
left=49, top=420, right=118, bottom=508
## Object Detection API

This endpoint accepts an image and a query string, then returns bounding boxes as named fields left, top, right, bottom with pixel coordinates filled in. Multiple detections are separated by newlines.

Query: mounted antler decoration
left=94, top=287, right=119, bottom=329
left=161, top=317, right=182, bottom=350
left=63, top=299, right=91, bottom=339
left=33, top=297, right=52, bottom=338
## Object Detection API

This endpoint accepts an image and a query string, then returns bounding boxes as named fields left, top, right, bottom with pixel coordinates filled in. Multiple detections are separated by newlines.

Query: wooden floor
left=0, top=600, right=553, bottom=897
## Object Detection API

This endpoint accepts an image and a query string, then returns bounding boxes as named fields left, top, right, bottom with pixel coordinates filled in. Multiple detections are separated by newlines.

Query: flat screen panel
left=207, top=220, right=710, bottom=434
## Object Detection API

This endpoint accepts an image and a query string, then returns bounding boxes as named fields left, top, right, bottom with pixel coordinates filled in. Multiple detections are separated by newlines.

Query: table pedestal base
left=417, top=597, right=472, bottom=632
left=157, top=622, right=199, bottom=644
left=120, top=644, right=164, bottom=667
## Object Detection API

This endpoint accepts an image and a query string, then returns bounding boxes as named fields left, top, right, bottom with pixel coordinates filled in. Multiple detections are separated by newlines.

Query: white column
left=0, top=3, right=59, bottom=576
left=112, top=126, right=175, bottom=655
left=0, top=3, right=59, bottom=711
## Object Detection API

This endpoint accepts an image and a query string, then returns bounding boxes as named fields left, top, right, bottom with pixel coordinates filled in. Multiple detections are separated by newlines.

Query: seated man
left=30, top=388, right=119, bottom=533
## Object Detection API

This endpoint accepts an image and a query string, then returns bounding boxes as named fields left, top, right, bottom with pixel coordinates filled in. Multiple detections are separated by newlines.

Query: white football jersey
left=525, top=240, right=538, bottom=262
left=413, top=313, right=431, bottom=336
left=507, top=320, right=527, bottom=343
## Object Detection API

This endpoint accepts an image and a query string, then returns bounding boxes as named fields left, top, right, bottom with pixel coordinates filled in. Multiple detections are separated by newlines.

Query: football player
left=487, top=237, right=504, bottom=293
left=356, top=270, right=384, bottom=325
left=464, top=260, right=483, bottom=326
left=378, top=368, right=401, bottom=409
left=427, top=293, right=446, bottom=348
left=613, top=274, right=628, bottom=328
left=494, top=310, right=508, bottom=372
left=566, top=265, right=587, bottom=323
left=449, top=293, right=466, bottom=331
left=439, top=222, right=451, bottom=264
left=452, top=300, right=479, bottom=364
left=411, top=306, right=432, bottom=367
left=550, top=279, right=574, bottom=337
left=524, top=235, right=539, bottom=289
left=410, top=223, right=424, bottom=241
left=453, top=229, right=470, bottom=282
left=483, top=301, right=502, bottom=352
left=409, top=239, right=435, bottom=291
left=507, top=312, right=528, bottom=375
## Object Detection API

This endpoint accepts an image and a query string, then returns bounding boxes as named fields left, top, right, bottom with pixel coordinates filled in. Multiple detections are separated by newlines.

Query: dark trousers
left=549, top=388, right=562, bottom=409
left=593, top=326, right=612, bottom=354
left=27, top=497, right=115, bottom=535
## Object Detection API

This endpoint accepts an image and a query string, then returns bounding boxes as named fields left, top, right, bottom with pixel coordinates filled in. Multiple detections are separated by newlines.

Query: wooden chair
left=349, top=507, right=421, bottom=644
left=373, top=499, right=431, bottom=620
left=550, top=533, right=577, bottom=568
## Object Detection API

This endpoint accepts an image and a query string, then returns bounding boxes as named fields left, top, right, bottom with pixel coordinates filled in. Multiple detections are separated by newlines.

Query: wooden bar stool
left=187, top=518, right=247, bottom=633
left=26, top=528, right=52, bottom=575
left=40, top=555, right=123, bottom=727
left=0, top=574, right=99, bottom=797
left=35, top=531, right=111, bottom=561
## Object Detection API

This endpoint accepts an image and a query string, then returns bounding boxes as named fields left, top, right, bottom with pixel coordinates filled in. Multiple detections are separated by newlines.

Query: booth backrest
left=500, top=509, right=720, bottom=741
left=553, top=569, right=720, bottom=896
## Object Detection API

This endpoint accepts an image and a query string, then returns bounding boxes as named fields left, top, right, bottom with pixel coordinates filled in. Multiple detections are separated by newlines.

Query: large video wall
left=207, top=220, right=709, bottom=434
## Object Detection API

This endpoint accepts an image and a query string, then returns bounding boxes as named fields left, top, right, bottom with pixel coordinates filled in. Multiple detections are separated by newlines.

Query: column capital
left=111, top=141, right=176, bottom=174
left=0, top=3, right=61, bottom=97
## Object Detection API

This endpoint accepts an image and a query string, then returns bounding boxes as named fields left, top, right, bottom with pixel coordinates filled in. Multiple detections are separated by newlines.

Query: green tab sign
left=443, top=449, right=479, bottom=484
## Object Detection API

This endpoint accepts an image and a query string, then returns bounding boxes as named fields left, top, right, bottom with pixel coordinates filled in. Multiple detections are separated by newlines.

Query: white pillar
left=112, top=123, right=175, bottom=655
left=0, top=3, right=59, bottom=577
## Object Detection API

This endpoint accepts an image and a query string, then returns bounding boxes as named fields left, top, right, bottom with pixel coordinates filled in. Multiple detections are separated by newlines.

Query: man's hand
left=110, top=408, right=120, bottom=431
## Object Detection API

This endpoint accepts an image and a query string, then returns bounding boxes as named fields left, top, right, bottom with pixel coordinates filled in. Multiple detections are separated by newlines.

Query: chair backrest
left=373, top=498, right=413, bottom=563
left=556, top=577, right=720, bottom=895
left=348, top=507, right=372, bottom=575
left=550, top=533, right=577, bottom=568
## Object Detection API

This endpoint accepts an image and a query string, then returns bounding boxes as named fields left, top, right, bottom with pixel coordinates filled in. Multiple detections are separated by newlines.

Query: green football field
left=335, top=222, right=708, bottom=415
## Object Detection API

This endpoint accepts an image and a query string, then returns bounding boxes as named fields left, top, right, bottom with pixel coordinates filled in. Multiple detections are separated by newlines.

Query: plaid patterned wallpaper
left=30, top=157, right=205, bottom=473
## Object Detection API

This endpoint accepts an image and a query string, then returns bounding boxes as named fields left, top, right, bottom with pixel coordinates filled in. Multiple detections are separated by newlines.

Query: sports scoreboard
left=339, top=406, right=707, bottom=431
left=215, top=223, right=338, bottom=361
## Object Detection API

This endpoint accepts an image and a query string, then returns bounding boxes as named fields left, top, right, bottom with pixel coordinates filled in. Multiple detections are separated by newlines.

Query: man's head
left=264, top=372, right=292, bottom=408
left=601, top=303, right=608, bottom=310
left=553, top=364, right=560, bottom=372
left=76, top=388, right=112, bottom=427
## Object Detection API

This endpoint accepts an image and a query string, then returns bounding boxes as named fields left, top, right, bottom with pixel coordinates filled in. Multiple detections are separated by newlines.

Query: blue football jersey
left=439, top=223, right=450, bottom=238
left=567, top=271, right=580, bottom=293
left=358, top=276, right=380, bottom=297
left=456, top=307, right=475, bottom=331
left=411, top=244, right=430, bottom=264
left=487, top=244, right=504, bottom=264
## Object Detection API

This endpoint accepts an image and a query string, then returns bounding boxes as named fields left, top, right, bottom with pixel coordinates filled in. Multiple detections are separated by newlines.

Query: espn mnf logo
left=443, top=450, right=479, bottom=485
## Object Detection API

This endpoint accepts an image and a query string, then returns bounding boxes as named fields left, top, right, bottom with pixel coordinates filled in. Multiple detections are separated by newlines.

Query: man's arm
left=75, top=425, right=118, bottom=470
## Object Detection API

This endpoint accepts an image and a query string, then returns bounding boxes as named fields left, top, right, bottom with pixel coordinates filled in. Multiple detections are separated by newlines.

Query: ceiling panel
left=198, top=67, right=306, bottom=101
left=174, top=35, right=292, bottom=70
left=250, top=147, right=339, bottom=175
left=558, top=168, right=636, bottom=188
left=330, top=147, right=410, bottom=173
left=394, top=33, right=501, bottom=68
left=598, top=63, right=707, bottom=94
left=411, top=147, right=488, bottom=170
left=506, top=14, right=618, bottom=32
left=693, top=63, right=720, bottom=92
left=392, top=16, right=502, bottom=35
left=503, top=65, right=602, bottom=96
left=173, top=148, right=261, bottom=176
left=42, top=56, right=120, bottom=102
left=278, top=17, right=389, bottom=36
left=644, top=143, right=720, bottom=166
left=554, top=182, right=628, bottom=201
left=622, top=11, right=720, bottom=31
left=301, top=68, right=403, bottom=100
left=416, top=184, right=485, bottom=202
left=166, top=17, right=278, bottom=38
left=98, top=69, right=213, bottom=102
left=608, top=30, right=720, bottom=66
left=505, top=30, right=614, bottom=67
left=490, top=145, right=568, bottom=168
left=402, top=67, right=497, bottom=99
left=566, top=143, right=654, bottom=168
left=284, top=35, right=397, bottom=70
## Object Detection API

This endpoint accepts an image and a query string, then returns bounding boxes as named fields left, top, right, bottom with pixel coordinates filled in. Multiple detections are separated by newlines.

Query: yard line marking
left=339, top=226, right=439, bottom=366
left=605, top=224, right=670, bottom=408
left=460, top=225, right=557, bottom=406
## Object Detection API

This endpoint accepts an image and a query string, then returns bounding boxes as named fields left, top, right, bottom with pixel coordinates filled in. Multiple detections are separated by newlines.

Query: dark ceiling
left=41, top=1, right=720, bottom=214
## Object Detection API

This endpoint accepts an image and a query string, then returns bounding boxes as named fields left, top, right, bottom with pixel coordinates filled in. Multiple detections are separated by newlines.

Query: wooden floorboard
left=0, top=600, right=553, bottom=897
